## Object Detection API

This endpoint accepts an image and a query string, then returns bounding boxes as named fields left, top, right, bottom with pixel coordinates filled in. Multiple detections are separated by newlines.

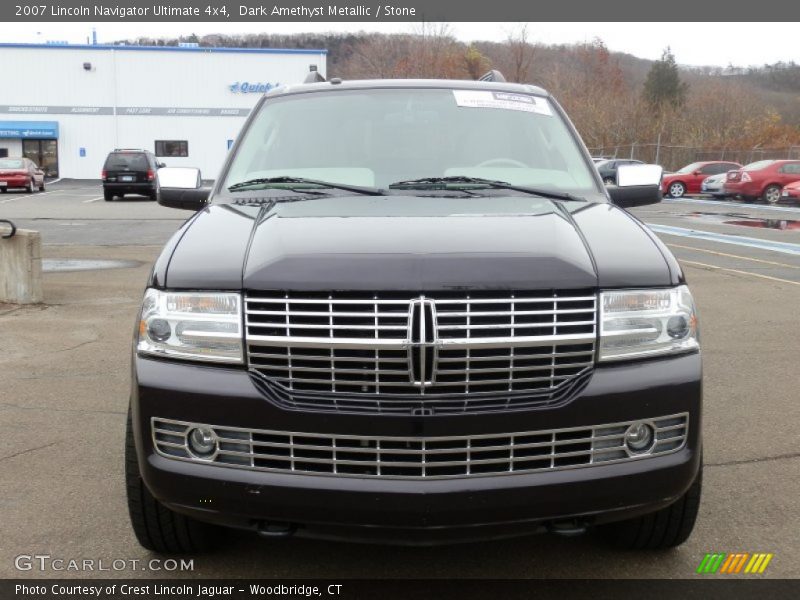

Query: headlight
left=137, top=289, right=243, bottom=364
left=599, top=285, right=699, bottom=361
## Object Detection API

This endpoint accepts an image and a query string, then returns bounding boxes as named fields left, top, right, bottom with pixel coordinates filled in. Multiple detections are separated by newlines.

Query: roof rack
left=304, top=65, right=326, bottom=83
left=478, top=70, right=507, bottom=83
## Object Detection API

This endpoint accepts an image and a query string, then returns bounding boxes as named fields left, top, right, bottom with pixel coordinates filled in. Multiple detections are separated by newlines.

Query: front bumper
left=701, top=183, right=725, bottom=194
left=131, top=353, right=702, bottom=542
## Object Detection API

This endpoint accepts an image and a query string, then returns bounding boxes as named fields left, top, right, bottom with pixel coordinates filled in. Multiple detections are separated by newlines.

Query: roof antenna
left=478, top=70, right=506, bottom=83
left=304, top=65, right=326, bottom=83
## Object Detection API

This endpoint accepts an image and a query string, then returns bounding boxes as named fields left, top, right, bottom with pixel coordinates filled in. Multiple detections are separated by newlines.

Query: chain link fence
left=587, top=144, right=800, bottom=171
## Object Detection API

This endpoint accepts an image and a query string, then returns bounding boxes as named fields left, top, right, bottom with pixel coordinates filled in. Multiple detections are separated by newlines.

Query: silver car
left=701, top=172, right=729, bottom=199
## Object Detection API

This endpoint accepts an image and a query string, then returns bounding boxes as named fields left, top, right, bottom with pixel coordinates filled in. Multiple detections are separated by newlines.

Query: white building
left=0, top=43, right=327, bottom=179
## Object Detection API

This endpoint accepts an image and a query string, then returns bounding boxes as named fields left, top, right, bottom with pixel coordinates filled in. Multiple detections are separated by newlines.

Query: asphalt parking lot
left=1, top=181, right=799, bottom=579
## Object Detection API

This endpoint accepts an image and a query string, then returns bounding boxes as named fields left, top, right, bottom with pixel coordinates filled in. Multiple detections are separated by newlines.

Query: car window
left=700, top=164, right=720, bottom=174
left=104, top=153, right=149, bottom=170
left=222, top=88, right=602, bottom=197
left=778, top=162, right=800, bottom=174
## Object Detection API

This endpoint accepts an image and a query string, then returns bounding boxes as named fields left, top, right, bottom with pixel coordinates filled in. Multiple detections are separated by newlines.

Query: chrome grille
left=152, top=414, right=689, bottom=480
left=245, top=291, right=597, bottom=414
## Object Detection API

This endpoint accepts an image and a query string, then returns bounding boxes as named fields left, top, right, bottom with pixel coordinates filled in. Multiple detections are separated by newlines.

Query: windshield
left=0, top=159, right=24, bottom=169
left=105, top=153, right=148, bottom=170
left=221, top=88, right=601, bottom=199
left=743, top=160, right=775, bottom=171
left=676, top=162, right=704, bottom=174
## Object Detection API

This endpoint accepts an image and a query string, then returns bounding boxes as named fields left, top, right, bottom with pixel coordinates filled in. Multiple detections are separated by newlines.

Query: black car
left=595, top=158, right=644, bottom=185
left=102, top=149, right=164, bottom=201
left=127, top=74, right=701, bottom=553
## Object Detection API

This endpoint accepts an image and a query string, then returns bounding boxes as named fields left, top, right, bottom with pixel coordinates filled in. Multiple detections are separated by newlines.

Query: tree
left=642, top=48, right=688, bottom=110
left=505, top=24, right=536, bottom=83
left=463, top=44, right=489, bottom=80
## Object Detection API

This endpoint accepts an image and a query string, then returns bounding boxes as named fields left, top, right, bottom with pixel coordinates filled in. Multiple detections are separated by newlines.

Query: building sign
left=0, top=106, right=113, bottom=115
left=229, top=82, right=280, bottom=94
left=116, top=107, right=250, bottom=117
left=0, top=121, right=59, bottom=139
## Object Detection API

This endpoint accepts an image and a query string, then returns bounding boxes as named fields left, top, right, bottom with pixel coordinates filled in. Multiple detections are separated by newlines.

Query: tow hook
left=547, top=519, right=589, bottom=537
left=256, top=521, right=297, bottom=538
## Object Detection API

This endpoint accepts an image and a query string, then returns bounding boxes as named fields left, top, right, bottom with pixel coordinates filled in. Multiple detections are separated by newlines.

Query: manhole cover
left=42, top=259, right=141, bottom=272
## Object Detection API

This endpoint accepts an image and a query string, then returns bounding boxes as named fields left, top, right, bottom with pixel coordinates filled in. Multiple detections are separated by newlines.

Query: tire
left=104, top=191, right=114, bottom=202
left=667, top=182, right=686, bottom=198
left=25, top=179, right=34, bottom=193
left=762, top=184, right=782, bottom=205
left=125, top=410, right=220, bottom=553
left=39, top=180, right=46, bottom=192
left=0, top=188, right=6, bottom=194
left=600, top=463, right=702, bottom=550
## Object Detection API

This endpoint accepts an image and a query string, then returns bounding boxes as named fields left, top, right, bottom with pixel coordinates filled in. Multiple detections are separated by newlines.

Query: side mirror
left=608, top=164, right=663, bottom=208
left=158, top=162, right=166, bottom=168
left=157, top=167, right=209, bottom=211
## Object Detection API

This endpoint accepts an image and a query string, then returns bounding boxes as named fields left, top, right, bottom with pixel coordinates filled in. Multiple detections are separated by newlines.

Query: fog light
left=625, top=422, right=654, bottom=453
left=188, top=427, right=217, bottom=458
left=666, top=315, right=689, bottom=339
left=147, top=318, right=171, bottom=342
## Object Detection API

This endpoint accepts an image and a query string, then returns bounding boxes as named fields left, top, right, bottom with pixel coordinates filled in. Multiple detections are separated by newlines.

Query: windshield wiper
left=227, top=176, right=384, bottom=196
left=389, top=176, right=586, bottom=202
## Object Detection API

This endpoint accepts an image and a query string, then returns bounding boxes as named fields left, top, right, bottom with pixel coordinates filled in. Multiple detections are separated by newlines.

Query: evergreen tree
left=643, top=48, right=688, bottom=109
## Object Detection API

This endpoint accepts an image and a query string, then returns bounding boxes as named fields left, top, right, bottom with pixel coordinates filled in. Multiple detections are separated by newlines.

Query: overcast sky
left=4, top=22, right=798, bottom=68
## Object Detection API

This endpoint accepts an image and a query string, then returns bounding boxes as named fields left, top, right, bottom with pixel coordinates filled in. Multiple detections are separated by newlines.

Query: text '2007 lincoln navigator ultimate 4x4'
left=127, top=72, right=702, bottom=553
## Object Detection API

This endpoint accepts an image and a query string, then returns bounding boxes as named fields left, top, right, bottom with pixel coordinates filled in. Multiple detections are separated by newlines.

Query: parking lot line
left=667, top=243, right=800, bottom=270
left=682, top=259, right=800, bottom=286
left=0, top=189, right=65, bottom=203
left=82, top=196, right=106, bottom=203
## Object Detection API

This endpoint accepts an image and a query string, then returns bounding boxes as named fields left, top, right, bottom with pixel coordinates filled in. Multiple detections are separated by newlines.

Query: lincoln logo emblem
left=407, top=296, right=438, bottom=390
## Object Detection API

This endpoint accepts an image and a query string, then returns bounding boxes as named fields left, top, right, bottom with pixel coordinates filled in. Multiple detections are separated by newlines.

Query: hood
left=163, top=196, right=675, bottom=291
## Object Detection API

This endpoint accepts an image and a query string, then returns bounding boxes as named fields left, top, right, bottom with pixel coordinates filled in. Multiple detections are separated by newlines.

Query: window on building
left=155, top=140, right=188, bottom=157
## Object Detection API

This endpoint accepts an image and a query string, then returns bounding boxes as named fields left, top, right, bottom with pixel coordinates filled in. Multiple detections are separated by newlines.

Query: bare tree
left=505, top=24, right=537, bottom=83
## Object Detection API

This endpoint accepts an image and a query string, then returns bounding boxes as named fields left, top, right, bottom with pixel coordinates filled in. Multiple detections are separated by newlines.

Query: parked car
left=595, top=158, right=644, bottom=185
left=724, top=159, right=800, bottom=204
left=0, top=157, right=46, bottom=193
left=661, top=161, right=742, bottom=198
left=700, top=172, right=730, bottom=199
left=782, top=180, right=800, bottom=203
left=101, top=149, right=164, bottom=201
left=127, top=74, right=701, bottom=554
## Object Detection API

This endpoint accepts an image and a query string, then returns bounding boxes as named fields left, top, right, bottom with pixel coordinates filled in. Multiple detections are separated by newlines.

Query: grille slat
left=245, top=291, right=597, bottom=415
left=153, top=414, right=689, bottom=480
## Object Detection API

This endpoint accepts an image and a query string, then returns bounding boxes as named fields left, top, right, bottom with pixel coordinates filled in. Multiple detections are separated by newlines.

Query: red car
left=782, top=180, right=800, bottom=203
left=661, top=161, right=742, bottom=198
left=0, top=157, right=46, bottom=193
left=724, top=159, right=800, bottom=204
